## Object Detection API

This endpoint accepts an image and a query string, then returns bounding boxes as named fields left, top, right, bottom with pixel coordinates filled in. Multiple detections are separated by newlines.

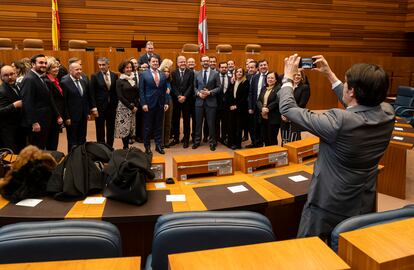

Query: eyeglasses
left=2, top=72, right=16, bottom=77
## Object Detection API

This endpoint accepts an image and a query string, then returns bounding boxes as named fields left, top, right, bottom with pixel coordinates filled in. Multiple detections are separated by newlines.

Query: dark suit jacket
left=21, top=70, right=53, bottom=127
left=279, top=83, right=395, bottom=217
left=138, top=53, right=161, bottom=66
left=0, top=83, right=21, bottom=127
left=60, top=75, right=92, bottom=122
left=229, top=79, right=249, bottom=112
left=44, top=77, right=68, bottom=121
left=217, top=74, right=234, bottom=110
left=194, top=69, right=221, bottom=108
left=248, top=72, right=268, bottom=111
left=90, top=71, right=118, bottom=112
left=139, top=69, right=168, bottom=109
left=257, top=84, right=281, bottom=125
left=293, top=83, right=310, bottom=108
left=116, top=79, right=139, bottom=110
left=170, top=69, right=194, bottom=99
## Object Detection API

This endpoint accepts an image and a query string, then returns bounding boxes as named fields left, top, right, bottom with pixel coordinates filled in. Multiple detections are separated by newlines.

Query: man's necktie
left=261, top=74, right=266, bottom=91
left=104, top=73, right=111, bottom=89
left=180, top=70, right=184, bottom=82
left=221, top=75, right=226, bottom=93
left=75, top=79, right=83, bottom=96
left=203, top=70, right=207, bottom=85
left=153, top=70, right=160, bottom=87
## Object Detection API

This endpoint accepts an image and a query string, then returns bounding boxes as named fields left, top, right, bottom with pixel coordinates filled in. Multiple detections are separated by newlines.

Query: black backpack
left=47, top=142, right=113, bottom=200
left=103, top=147, right=155, bottom=205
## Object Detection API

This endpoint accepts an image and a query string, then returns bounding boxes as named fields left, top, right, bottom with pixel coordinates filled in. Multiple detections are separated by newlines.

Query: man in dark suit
left=193, top=55, right=221, bottom=151
left=90, top=57, right=118, bottom=147
left=216, top=62, right=233, bottom=146
left=247, top=59, right=269, bottom=148
left=130, top=57, right=143, bottom=143
left=139, top=56, right=169, bottom=155
left=0, top=65, right=24, bottom=152
left=170, top=55, right=194, bottom=148
left=61, top=62, right=97, bottom=152
left=280, top=54, right=394, bottom=241
left=138, top=41, right=161, bottom=69
left=20, top=54, right=54, bottom=149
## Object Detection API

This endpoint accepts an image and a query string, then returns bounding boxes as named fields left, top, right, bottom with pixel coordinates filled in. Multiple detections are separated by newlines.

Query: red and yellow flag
left=198, top=0, right=208, bottom=54
left=52, top=0, right=61, bottom=51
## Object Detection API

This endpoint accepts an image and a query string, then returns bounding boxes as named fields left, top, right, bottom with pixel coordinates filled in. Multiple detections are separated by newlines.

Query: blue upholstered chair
left=0, top=220, right=122, bottom=263
left=331, top=205, right=414, bottom=252
left=393, top=86, right=414, bottom=125
left=145, top=211, right=276, bottom=270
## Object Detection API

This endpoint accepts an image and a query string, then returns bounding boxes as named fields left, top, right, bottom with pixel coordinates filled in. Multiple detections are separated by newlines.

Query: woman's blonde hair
left=159, top=58, right=173, bottom=72
left=46, top=56, right=60, bottom=73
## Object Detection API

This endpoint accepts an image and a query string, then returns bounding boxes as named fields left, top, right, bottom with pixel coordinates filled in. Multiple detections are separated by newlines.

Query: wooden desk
left=339, top=218, right=414, bottom=270
left=283, top=137, right=320, bottom=164
left=168, top=237, right=350, bottom=270
left=234, top=145, right=288, bottom=173
left=0, top=256, right=140, bottom=270
left=378, top=136, right=414, bottom=199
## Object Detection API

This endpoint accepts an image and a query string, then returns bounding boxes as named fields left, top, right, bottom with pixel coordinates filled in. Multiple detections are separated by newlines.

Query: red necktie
left=153, top=70, right=160, bottom=87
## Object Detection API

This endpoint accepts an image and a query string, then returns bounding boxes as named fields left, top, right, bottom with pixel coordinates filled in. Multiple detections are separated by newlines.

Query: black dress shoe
left=155, top=145, right=165, bottom=154
left=210, top=144, right=216, bottom=151
left=230, top=145, right=237, bottom=150
left=145, top=148, right=152, bottom=155
left=192, top=143, right=200, bottom=149
left=183, top=142, right=189, bottom=148
left=245, top=144, right=255, bottom=148
left=169, top=139, right=179, bottom=146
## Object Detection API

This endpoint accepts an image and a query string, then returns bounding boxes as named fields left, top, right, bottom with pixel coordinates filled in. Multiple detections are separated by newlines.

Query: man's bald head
left=69, top=62, right=82, bottom=79
left=0, top=65, right=17, bottom=84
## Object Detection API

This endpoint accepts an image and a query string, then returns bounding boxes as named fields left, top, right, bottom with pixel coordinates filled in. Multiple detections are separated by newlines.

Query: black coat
left=44, top=77, right=68, bottom=120
left=228, top=79, right=249, bottom=112
left=60, top=75, right=92, bottom=122
left=90, top=71, right=119, bottom=113
left=0, top=83, right=21, bottom=127
left=257, top=84, right=282, bottom=125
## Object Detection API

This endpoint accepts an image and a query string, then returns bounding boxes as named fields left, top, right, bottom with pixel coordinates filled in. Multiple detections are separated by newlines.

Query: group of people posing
left=0, top=41, right=310, bottom=155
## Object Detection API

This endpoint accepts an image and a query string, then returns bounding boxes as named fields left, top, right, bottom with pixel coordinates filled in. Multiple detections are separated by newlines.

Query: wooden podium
left=173, top=152, right=234, bottom=181
left=283, top=137, right=320, bottom=163
left=234, top=146, right=288, bottom=173
left=150, top=156, right=166, bottom=181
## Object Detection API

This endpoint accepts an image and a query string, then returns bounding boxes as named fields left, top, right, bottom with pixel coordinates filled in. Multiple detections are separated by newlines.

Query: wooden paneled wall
left=1, top=49, right=413, bottom=110
left=408, top=0, right=414, bottom=31
left=0, top=0, right=413, bottom=55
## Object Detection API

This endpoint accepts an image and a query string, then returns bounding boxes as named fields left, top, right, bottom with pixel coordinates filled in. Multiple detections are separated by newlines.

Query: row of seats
left=0, top=38, right=88, bottom=51
left=0, top=38, right=261, bottom=53
left=182, top=43, right=261, bottom=54
left=0, top=206, right=413, bottom=269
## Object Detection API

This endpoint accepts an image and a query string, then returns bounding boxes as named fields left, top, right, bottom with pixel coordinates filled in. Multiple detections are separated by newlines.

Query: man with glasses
left=0, top=65, right=24, bottom=152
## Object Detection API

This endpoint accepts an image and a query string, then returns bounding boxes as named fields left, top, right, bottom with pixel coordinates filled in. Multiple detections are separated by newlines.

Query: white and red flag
left=198, top=0, right=208, bottom=54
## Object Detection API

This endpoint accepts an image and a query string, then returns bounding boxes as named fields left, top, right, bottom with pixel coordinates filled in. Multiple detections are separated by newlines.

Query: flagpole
left=198, top=0, right=208, bottom=54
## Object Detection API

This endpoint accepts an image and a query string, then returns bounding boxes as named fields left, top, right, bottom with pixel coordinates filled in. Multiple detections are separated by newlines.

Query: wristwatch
left=282, top=77, right=294, bottom=84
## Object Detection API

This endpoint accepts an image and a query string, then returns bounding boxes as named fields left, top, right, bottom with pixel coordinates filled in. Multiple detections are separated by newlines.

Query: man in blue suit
left=192, top=55, right=221, bottom=151
left=139, top=56, right=169, bottom=154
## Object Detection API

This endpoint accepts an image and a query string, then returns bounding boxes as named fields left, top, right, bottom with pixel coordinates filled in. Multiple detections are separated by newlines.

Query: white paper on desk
left=289, top=175, right=309, bottom=182
left=154, top=182, right=166, bottom=189
left=394, top=127, right=404, bottom=131
left=166, top=194, right=186, bottom=202
left=393, top=136, right=404, bottom=141
left=16, top=199, right=43, bottom=207
left=83, top=197, right=106, bottom=204
left=227, top=185, right=249, bottom=193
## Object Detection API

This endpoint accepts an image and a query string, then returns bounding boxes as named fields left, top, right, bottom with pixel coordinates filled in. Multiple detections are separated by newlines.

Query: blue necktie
left=203, top=70, right=207, bottom=85
left=75, top=80, right=83, bottom=96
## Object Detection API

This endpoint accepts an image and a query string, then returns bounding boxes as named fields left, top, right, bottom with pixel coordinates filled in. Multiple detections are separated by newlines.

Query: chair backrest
left=330, top=204, right=414, bottom=252
left=245, top=44, right=261, bottom=54
left=23, top=39, right=44, bottom=50
left=0, top=38, right=13, bottom=50
left=216, top=44, right=232, bottom=54
left=68, top=39, right=88, bottom=51
left=182, top=43, right=199, bottom=53
left=395, top=86, right=414, bottom=107
left=149, top=211, right=275, bottom=270
left=0, top=219, right=122, bottom=263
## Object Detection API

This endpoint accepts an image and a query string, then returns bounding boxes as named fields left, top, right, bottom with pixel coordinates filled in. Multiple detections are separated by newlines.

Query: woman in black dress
left=114, top=60, right=139, bottom=149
